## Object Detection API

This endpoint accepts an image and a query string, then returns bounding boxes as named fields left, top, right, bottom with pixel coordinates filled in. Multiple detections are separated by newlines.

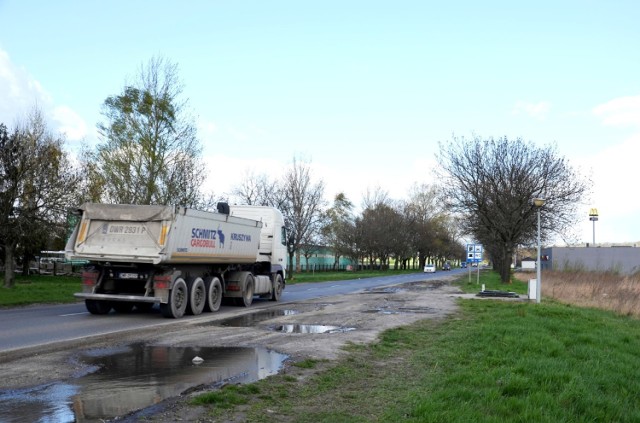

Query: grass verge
left=193, top=272, right=640, bottom=422
left=0, top=274, right=81, bottom=306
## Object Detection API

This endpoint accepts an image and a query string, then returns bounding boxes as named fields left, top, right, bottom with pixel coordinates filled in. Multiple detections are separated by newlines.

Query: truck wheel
left=271, top=274, right=284, bottom=301
left=186, top=277, right=206, bottom=315
left=86, top=299, right=112, bottom=315
left=204, top=276, right=222, bottom=312
left=236, top=274, right=254, bottom=307
left=160, top=278, right=188, bottom=318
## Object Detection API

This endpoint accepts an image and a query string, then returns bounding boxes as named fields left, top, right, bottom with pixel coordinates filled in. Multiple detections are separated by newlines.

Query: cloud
left=511, top=100, right=551, bottom=120
left=581, top=133, right=640, bottom=216
left=197, top=119, right=218, bottom=140
left=52, top=105, right=88, bottom=140
left=0, top=48, right=89, bottom=142
left=200, top=153, right=283, bottom=198
left=0, top=49, right=49, bottom=124
left=592, top=95, right=640, bottom=127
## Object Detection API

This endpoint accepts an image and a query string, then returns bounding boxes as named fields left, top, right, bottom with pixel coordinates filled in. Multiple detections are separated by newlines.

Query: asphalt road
left=0, top=269, right=466, bottom=354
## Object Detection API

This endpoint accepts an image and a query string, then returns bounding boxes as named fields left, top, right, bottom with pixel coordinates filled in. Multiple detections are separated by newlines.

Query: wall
left=542, top=246, right=640, bottom=275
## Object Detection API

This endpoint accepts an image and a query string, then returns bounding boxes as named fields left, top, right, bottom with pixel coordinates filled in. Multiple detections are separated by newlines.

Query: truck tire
left=86, top=299, right=112, bottom=315
left=160, top=278, right=188, bottom=318
left=186, top=277, right=206, bottom=316
left=204, top=276, right=222, bottom=312
left=235, top=274, right=254, bottom=307
left=271, top=274, right=284, bottom=301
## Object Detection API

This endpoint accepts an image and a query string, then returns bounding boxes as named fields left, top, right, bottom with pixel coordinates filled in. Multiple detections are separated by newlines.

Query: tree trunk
left=497, top=244, right=513, bottom=284
left=4, top=244, right=16, bottom=288
left=288, top=251, right=295, bottom=277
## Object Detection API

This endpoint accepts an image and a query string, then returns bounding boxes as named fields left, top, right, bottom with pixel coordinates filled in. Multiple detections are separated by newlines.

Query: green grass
left=194, top=271, right=640, bottom=422
left=458, top=268, right=529, bottom=295
left=0, top=274, right=81, bottom=306
left=191, top=384, right=261, bottom=408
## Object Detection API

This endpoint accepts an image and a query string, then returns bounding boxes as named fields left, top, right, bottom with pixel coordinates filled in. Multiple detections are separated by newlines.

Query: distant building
left=521, top=257, right=536, bottom=271
left=291, top=246, right=357, bottom=271
left=541, top=246, right=640, bottom=275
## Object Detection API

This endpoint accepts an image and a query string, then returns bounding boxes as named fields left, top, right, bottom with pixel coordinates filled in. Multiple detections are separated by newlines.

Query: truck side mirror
left=217, top=202, right=230, bottom=214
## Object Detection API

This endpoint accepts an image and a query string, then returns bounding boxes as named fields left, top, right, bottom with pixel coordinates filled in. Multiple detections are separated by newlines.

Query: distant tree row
left=1, top=55, right=589, bottom=288
left=233, top=166, right=465, bottom=274
left=321, top=186, right=465, bottom=271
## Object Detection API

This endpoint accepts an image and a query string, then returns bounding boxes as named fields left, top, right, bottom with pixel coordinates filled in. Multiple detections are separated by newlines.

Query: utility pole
left=589, top=208, right=599, bottom=246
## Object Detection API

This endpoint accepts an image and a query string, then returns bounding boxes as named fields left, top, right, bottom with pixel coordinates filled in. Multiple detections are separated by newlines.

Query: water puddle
left=272, top=324, right=356, bottom=334
left=214, top=309, right=300, bottom=327
left=0, top=344, right=287, bottom=423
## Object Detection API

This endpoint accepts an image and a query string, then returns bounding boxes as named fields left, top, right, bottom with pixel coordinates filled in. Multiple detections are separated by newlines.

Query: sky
left=1, top=1, right=639, bottom=245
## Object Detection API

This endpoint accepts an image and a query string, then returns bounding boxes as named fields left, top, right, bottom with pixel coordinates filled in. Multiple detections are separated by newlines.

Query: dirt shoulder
left=0, top=275, right=467, bottom=420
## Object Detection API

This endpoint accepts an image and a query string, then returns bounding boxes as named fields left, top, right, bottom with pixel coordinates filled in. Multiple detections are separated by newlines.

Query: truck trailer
left=65, top=202, right=288, bottom=318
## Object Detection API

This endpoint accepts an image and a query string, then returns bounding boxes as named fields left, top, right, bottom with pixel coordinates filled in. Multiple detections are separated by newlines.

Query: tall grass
left=517, top=270, right=640, bottom=317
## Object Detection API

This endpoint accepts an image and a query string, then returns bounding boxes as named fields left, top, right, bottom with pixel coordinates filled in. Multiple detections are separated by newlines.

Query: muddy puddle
left=271, top=324, right=356, bottom=334
left=0, top=344, right=287, bottom=423
left=214, top=309, right=301, bottom=327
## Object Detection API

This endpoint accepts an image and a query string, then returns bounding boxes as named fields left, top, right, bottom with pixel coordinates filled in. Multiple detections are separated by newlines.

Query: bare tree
left=90, top=56, right=205, bottom=206
left=361, top=185, right=390, bottom=210
left=232, top=170, right=282, bottom=206
left=281, top=157, right=326, bottom=273
left=437, top=135, right=589, bottom=283
left=0, top=109, right=81, bottom=287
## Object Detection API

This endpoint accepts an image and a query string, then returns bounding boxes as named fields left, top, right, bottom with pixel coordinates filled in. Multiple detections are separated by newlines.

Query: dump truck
left=65, top=202, right=287, bottom=318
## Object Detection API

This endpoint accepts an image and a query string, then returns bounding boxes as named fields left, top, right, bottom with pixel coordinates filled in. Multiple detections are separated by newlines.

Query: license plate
left=106, top=224, right=147, bottom=235
left=119, top=272, right=139, bottom=279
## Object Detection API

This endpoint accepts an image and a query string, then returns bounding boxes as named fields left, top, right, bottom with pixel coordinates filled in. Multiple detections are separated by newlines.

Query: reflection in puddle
left=273, top=324, right=356, bottom=334
left=0, top=344, right=287, bottom=423
left=215, top=309, right=300, bottom=327
left=0, top=383, right=78, bottom=423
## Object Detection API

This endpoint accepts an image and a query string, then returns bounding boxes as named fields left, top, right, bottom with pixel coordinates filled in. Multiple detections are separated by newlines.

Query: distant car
left=461, top=262, right=467, bottom=268
left=443, top=263, right=451, bottom=271
left=423, top=263, right=436, bottom=273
